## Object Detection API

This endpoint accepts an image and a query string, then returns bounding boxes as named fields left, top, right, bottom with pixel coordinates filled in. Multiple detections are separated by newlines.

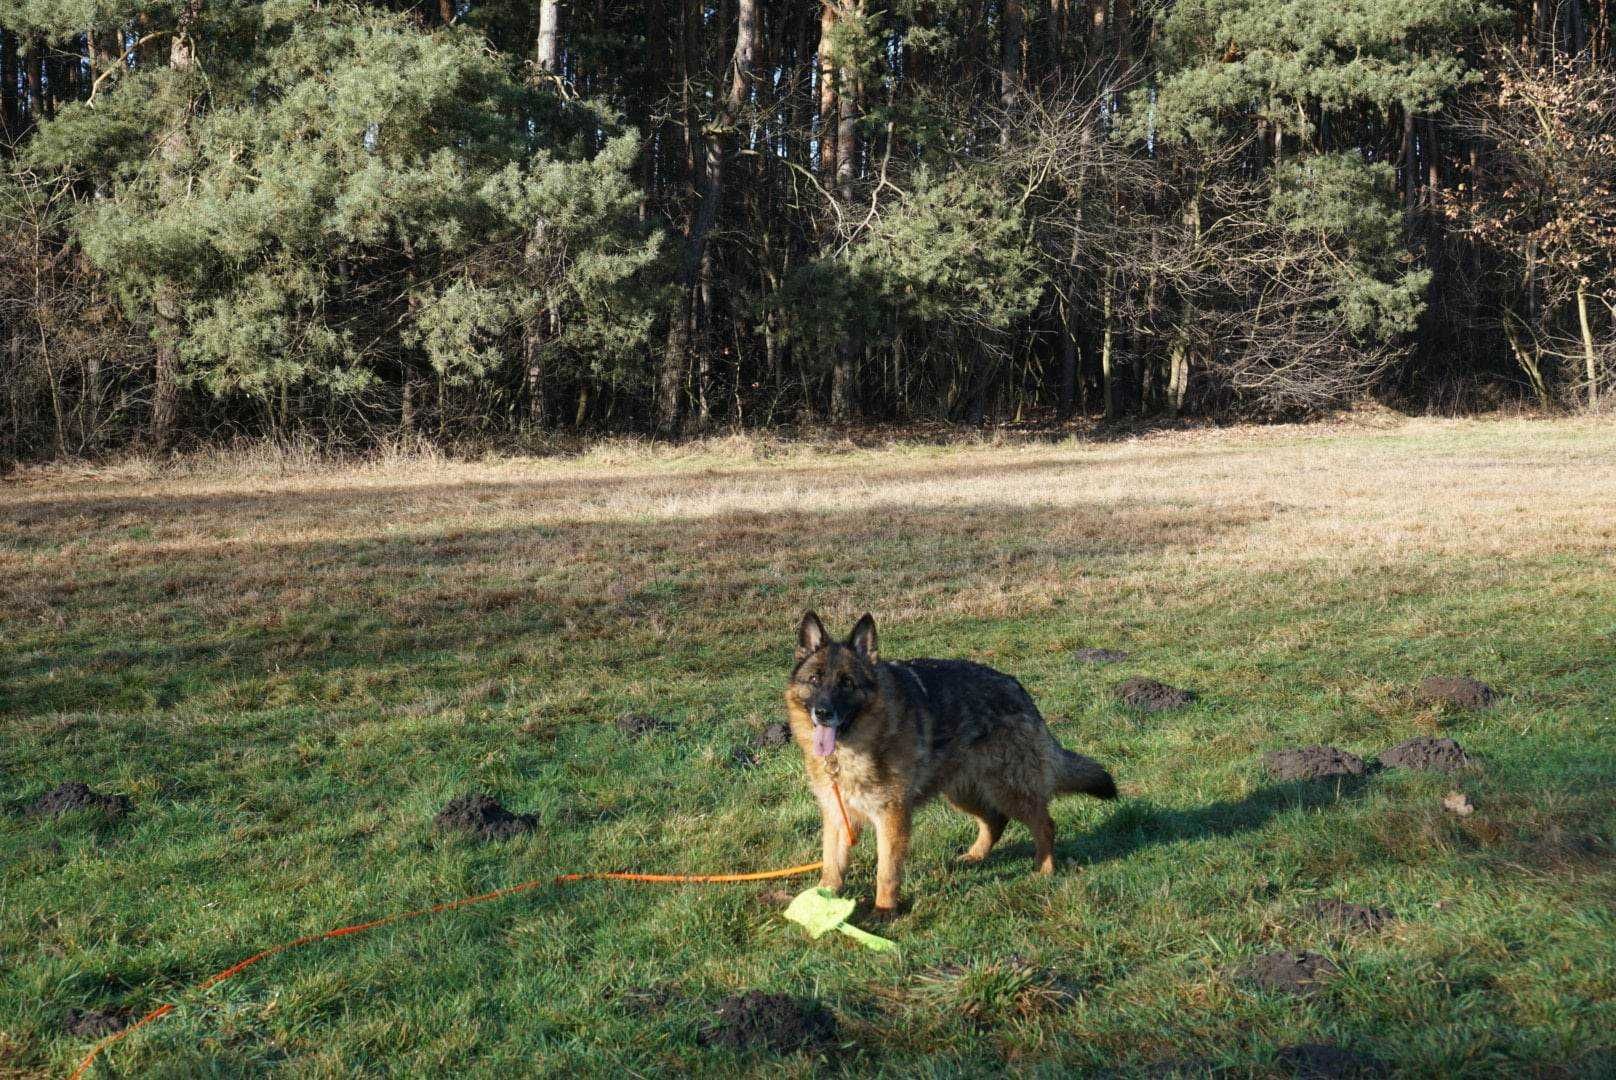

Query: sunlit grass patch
left=3, top=416, right=1614, bottom=1075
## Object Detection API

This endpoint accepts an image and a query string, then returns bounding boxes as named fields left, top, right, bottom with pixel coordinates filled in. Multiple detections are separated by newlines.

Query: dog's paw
left=866, top=900, right=910, bottom=923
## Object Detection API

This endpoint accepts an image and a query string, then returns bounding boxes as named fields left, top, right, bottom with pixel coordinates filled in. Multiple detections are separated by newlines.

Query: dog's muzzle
left=810, top=706, right=852, bottom=757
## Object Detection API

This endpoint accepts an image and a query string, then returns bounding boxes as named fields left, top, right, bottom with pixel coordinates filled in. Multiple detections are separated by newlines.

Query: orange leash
left=68, top=781, right=858, bottom=1079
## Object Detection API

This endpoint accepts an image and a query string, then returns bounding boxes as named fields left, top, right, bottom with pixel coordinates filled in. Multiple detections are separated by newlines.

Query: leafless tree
left=0, top=164, right=143, bottom=461
left=1446, top=43, right=1616, bottom=408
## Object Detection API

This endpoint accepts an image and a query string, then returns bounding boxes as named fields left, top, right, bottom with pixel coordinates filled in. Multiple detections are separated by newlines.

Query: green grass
left=3, top=418, right=1615, bottom=1076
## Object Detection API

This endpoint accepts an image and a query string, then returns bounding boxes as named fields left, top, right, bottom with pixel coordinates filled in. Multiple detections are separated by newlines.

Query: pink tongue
left=812, top=724, right=837, bottom=757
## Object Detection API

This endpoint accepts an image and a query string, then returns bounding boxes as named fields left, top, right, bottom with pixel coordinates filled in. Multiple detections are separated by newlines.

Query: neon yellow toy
left=783, top=887, right=900, bottom=953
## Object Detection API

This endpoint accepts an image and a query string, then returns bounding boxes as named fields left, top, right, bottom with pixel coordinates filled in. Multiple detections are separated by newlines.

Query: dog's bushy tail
left=1054, top=747, right=1117, bottom=800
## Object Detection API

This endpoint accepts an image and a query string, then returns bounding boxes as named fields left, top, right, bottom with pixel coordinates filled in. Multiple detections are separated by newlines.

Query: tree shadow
left=0, top=491, right=1272, bottom=717
left=2, top=445, right=1258, bottom=527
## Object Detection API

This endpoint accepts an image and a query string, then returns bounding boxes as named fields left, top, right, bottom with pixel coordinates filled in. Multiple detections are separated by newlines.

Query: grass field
left=3, top=416, right=1615, bottom=1077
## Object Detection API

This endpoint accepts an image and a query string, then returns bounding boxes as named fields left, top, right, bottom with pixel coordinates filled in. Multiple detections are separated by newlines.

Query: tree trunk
left=658, top=0, right=758, bottom=435
left=697, top=248, right=715, bottom=426
left=574, top=380, right=592, bottom=428
left=1424, top=116, right=1439, bottom=202
left=1503, top=315, right=1552, bottom=409
left=1100, top=269, right=1115, bottom=420
left=830, top=1, right=861, bottom=422
left=1400, top=108, right=1416, bottom=212
left=536, top=0, right=560, bottom=72
left=150, top=296, right=183, bottom=449
left=836, top=6, right=861, bottom=188
left=524, top=324, right=547, bottom=427
left=401, top=374, right=417, bottom=436
left=33, top=280, right=66, bottom=456
left=1533, top=0, right=1553, bottom=52
left=1058, top=295, right=1079, bottom=418
left=655, top=0, right=697, bottom=434
left=1, top=31, right=18, bottom=141
left=830, top=350, right=857, bottom=421
left=6, top=331, right=22, bottom=462
left=657, top=318, right=692, bottom=435
left=525, top=1, right=560, bottom=432
left=818, top=3, right=839, bottom=178
left=1167, top=337, right=1189, bottom=417
left=150, top=5, right=200, bottom=450
left=1577, top=283, right=1599, bottom=408
left=1569, top=0, right=1587, bottom=54
left=24, top=34, right=42, bottom=133
left=1001, top=0, right=1024, bottom=113
left=1114, top=0, right=1132, bottom=59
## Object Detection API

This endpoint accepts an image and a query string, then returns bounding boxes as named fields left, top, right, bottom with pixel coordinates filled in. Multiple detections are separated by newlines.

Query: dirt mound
left=616, top=712, right=675, bottom=739
left=433, top=793, right=537, bottom=840
left=25, top=782, right=131, bottom=819
left=1114, top=678, right=1195, bottom=711
left=701, top=991, right=839, bottom=1056
left=755, top=722, right=792, bottom=749
left=1263, top=747, right=1367, bottom=782
left=1416, top=676, right=1494, bottom=709
left=1379, top=736, right=1473, bottom=773
left=62, top=1007, right=135, bottom=1039
left=1076, top=647, right=1131, bottom=664
left=1275, top=1043, right=1387, bottom=1078
left=1241, top=951, right=1338, bottom=997
left=1310, top=899, right=1392, bottom=933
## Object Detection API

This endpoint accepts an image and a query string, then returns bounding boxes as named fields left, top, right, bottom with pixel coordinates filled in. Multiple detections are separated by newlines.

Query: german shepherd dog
left=786, top=611, right=1117, bottom=914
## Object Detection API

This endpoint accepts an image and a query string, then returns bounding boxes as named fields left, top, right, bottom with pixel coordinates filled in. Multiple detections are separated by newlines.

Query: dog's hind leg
left=946, top=793, right=1007, bottom=864
left=997, top=791, right=1056, bottom=875
left=1028, top=806, right=1057, bottom=875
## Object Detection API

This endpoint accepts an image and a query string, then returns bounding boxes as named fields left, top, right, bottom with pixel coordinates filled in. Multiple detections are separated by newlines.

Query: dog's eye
left=806, top=673, right=820, bottom=685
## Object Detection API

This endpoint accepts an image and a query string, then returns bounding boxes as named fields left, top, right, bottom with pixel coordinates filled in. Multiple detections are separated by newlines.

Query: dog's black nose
left=813, top=705, right=844, bottom=727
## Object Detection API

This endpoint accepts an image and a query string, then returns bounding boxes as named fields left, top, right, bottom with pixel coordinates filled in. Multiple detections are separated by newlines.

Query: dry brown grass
left=5, top=416, right=1612, bottom=634
left=10, top=416, right=1611, bottom=540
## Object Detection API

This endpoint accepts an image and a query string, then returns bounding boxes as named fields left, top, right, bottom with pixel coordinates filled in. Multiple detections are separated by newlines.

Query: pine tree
left=28, top=2, right=661, bottom=436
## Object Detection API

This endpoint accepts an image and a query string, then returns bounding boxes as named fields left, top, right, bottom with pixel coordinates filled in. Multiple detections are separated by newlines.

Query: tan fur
left=786, top=612, right=1115, bottom=913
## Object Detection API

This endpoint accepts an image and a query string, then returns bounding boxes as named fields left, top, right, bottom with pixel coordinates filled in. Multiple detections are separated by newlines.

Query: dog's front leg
left=818, top=794, right=853, bottom=893
left=873, top=803, right=912, bottom=913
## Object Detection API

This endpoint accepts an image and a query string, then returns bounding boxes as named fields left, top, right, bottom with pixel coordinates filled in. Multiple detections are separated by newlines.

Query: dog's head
left=788, top=610, right=879, bottom=757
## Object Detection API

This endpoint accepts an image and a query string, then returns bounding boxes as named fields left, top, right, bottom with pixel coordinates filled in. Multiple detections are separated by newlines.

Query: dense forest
left=1, top=0, right=1612, bottom=457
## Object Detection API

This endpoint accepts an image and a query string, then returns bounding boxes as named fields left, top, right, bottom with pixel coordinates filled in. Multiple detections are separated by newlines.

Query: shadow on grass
left=931, top=778, right=1376, bottom=890
left=932, top=777, right=1377, bottom=879
left=0, top=496, right=1272, bottom=716
left=1061, top=776, right=1374, bottom=867
left=976, top=747, right=1612, bottom=878
left=1, top=445, right=1259, bottom=523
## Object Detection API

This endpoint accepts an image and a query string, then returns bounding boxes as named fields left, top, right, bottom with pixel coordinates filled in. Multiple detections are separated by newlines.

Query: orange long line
left=67, top=781, right=858, bottom=1079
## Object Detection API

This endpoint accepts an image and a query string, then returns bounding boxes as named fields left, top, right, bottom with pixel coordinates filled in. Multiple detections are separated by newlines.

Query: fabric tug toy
left=783, top=887, right=900, bottom=953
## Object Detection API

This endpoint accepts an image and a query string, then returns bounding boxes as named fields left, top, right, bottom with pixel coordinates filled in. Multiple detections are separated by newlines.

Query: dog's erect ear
left=848, top=612, right=878, bottom=663
left=796, top=610, right=829, bottom=661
